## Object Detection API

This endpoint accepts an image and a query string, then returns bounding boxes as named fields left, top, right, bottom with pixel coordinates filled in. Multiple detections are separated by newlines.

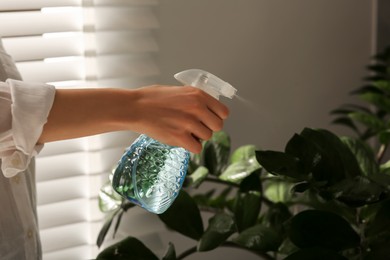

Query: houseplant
left=95, top=46, right=390, bottom=260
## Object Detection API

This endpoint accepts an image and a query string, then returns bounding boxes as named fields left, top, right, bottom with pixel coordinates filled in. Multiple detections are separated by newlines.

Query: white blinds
left=0, top=0, right=159, bottom=259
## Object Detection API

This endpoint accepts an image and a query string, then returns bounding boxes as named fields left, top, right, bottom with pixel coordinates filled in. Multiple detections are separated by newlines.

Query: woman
left=0, top=39, right=229, bottom=260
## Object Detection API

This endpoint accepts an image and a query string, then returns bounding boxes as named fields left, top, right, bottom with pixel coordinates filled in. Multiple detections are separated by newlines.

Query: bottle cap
left=174, top=69, right=237, bottom=99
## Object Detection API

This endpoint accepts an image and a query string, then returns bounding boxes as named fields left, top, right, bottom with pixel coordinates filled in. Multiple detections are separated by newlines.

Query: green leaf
left=360, top=92, right=390, bottom=112
left=380, top=160, right=390, bottom=174
left=284, top=247, right=348, bottom=260
left=239, top=169, right=262, bottom=193
left=349, top=111, right=385, bottom=131
left=198, top=213, right=236, bottom=252
left=162, top=242, right=176, bottom=260
left=263, top=202, right=292, bottom=232
left=256, top=150, right=303, bottom=180
left=264, top=181, right=294, bottom=203
left=373, top=80, right=390, bottom=92
left=300, top=128, right=362, bottom=185
left=208, top=186, right=233, bottom=209
left=203, top=131, right=231, bottom=176
left=341, top=136, right=379, bottom=176
left=334, top=103, right=373, bottom=114
left=331, top=108, right=355, bottom=115
left=221, top=144, right=261, bottom=183
left=359, top=201, right=382, bottom=222
left=96, top=237, right=158, bottom=260
left=369, top=173, right=390, bottom=192
left=97, top=209, right=120, bottom=248
left=278, top=238, right=299, bottom=256
left=159, top=190, right=204, bottom=240
left=328, top=176, right=385, bottom=207
left=365, top=200, right=390, bottom=247
left=233, top=224, right=282, bottom=252
left=285, top=133, right=322, bottom=176
left=351, top=85, right=384, bottom=96
left=287, top=210, right=360, bottom=251
left=234, top=191, right=262, bottom=232
left=331, top=117, right=360, bottom=135
left=219, top=160, right=261, bottom=184
left=186, top=166, right=209, bottom=188
left=230, top=145, right=257, bottom=163
left=297, top=191, right=357, bottom=224
left=363, top=75, right=386, bottom=82
left=98, top=181, right=122, bottom=213
left=367, top=64, right=388, bottom=74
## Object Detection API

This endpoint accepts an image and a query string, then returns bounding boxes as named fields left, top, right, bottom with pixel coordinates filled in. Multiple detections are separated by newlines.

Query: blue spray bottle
left=112, top=69, right=237, bottom=214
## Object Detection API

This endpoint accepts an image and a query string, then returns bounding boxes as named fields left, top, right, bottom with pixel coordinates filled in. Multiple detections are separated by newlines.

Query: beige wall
left=156, top=0, right=375, bottom=151
left=107, top=2, right=376, bottom=260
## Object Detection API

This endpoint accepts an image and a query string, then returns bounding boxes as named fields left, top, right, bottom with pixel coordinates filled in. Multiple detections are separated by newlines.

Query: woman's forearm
left=38, top=88, right=139, bottom=143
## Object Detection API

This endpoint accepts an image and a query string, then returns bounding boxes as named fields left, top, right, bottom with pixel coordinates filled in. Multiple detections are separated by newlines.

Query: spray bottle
left=112, top=69, right=237, bottom=214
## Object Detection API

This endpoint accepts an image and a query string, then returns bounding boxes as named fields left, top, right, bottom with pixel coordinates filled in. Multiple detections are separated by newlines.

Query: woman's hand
left=127, top=85, right=229, bottom=154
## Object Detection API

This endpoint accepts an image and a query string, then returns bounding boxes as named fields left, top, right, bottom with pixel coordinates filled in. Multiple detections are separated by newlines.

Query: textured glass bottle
left=112, top=69, right=237, bottom=214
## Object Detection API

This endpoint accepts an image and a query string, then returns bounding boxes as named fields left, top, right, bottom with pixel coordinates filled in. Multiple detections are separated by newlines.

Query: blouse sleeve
left=0, top=79, right=55, bottom=178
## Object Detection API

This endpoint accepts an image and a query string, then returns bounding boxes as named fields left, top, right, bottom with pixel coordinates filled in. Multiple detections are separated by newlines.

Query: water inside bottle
left=112, top=135, right=190, bottom=214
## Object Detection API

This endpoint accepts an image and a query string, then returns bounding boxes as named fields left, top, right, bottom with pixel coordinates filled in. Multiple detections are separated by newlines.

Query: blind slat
left=2, top=34, right=83, bottom=62
left=38, top=199, right=89, bottom=230
left=40, top=223, right=90, bottom=253
left=96, top=31, right=159, bottom=55
left=43, top=245, right=95, bottom=260
left=38, top=138, right=87, bottom=157
left=38, top=132, right=136, bottom=157
left=89, top=198, right=105, bottom=222
left=37, top=176, right=89, bottom=206
left=16, top=58, right=84, bottom=82
left=36, top=152, right=88, bottom=182
left=97, top=54, right=160, bottom=79
left=36, top=147, right=125, bottom=182
left=94, top=0, right=158, bottom=6
left=0, top=0, right=80, bottom=11
left=0, top=10, right=82, bottom=37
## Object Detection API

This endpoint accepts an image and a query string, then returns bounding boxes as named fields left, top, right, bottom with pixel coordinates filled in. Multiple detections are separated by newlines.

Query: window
left=0, top=0, right=159, bottom=258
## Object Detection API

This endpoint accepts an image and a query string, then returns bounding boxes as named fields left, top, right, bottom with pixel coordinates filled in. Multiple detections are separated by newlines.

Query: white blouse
left=0, top=41, right=55, bottom=260
left=0, top=80, right=55, bottom=177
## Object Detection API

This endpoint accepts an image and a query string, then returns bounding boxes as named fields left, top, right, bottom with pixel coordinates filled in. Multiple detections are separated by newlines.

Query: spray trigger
left=174, top=69, right=237, bottom=99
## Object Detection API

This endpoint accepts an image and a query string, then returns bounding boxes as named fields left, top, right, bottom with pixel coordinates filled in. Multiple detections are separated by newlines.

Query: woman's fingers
left=132, top=85, right=230, bottom=152
left=203, top=92, right=230, bottom=120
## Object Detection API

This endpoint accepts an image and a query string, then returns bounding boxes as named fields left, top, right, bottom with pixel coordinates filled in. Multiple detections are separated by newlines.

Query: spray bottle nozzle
left=174, top=69, right=237, bottom=99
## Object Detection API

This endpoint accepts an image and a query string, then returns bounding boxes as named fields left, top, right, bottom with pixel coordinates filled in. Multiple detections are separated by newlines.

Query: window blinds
left=0, top=0, right=159, bottom=259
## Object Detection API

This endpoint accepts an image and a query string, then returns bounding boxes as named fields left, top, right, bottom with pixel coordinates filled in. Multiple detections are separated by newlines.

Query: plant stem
left=376, top=143, right=388, bottom=163
left=177, top=242, right=275, bottom=260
